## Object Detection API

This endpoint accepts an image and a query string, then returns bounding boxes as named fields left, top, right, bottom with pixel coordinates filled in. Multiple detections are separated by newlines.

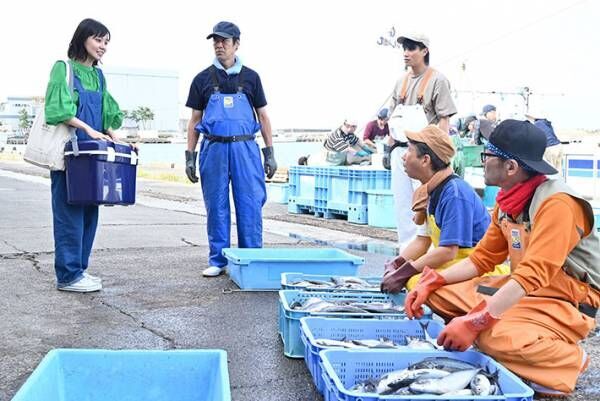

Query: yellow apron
left=406, top=214, right=510, bottom=290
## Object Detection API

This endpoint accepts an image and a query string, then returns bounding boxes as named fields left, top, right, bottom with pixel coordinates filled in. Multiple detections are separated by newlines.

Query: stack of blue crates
left=288, top=166, right=391, bottom=224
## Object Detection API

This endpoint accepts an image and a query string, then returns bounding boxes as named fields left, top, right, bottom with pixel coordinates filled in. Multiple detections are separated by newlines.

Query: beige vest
left=529, top=180, right=600, bottom=291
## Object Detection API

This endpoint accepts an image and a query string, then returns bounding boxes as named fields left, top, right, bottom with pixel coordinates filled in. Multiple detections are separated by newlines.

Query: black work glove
left=262, top=146, right=277, bottom=179
left=382, top=144, right=391, bottom=170
left=185, top=150, right=198, bottom=183
left=381, top=260, right=419, bottom=294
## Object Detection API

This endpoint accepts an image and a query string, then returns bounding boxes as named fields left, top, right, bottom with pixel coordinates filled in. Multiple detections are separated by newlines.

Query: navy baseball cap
left=488, top=119, right=557, bottom=175
left=206, top=21, right=240, bottom=40
left=482, top=104, right=496, bottom=114
left=378, top=108, right=389, bottom=119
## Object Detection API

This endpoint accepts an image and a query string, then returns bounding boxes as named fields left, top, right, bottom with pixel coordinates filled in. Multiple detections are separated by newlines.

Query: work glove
left=382, top=255, right=406, bottom=279
left=404, top=266, right=446, bottom=319
left=381, top=260, right=419, bottom=294
left=361, top=145, right=375, bottom=154
left=185, top=150, right=198, bottom=183
left=355, top=150, right=369, bottom=157
left=262, top=146, right=277, bottom=179
left=437, top=300, right=500, bottom=351
left=382, top=144, right=391, bottom=170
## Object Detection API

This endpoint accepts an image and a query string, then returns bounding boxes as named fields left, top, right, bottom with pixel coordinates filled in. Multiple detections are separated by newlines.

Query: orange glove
left=437, top=300, right=500, bottom=351
left=404, top=266, right=446, bottom=319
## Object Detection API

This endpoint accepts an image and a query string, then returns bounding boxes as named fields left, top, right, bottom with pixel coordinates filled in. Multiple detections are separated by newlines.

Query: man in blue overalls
left=185, top=21, right=277, bottom=277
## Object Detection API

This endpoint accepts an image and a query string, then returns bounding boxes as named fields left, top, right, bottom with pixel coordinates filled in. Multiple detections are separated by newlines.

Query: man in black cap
left=481, top=104, right=497, bottom=123
left=404, top=119, right=600, bottom=396
left=184, top=21, right=277, bottom=277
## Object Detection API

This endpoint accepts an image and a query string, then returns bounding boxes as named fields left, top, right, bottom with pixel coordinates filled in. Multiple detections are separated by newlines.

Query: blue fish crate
left=65, top=140, right=137, bottom=206
left=320, top=349, right=533, bottom=401
left=12, top=349, right=231, bottom=401
left=300, top=317, right=444, bottom=394
left=267, top=182, right=289, bottom=204
left=366, top=189, right=396, bottom=228
left=279, top=290, right=430, bottom=358
left=288, top=166, right=318, bottom=210
left=281, top=272, right=382, bottom=292
left=222, top=248, right=364, bottom=290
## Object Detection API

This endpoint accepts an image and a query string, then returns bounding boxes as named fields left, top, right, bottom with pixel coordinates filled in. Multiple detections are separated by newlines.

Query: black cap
left=489, top=119, right=557, bottom=175
left=206, top=21, right=240, bottom=40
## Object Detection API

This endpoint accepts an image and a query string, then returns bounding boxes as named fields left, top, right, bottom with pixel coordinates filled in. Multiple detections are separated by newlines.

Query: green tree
left=132, top=106, right=155, bottom=130
left=18, top=108, right=32, bottom=135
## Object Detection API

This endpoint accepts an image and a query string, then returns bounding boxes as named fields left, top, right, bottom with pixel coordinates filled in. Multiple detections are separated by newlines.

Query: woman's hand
left=86, top=128, right=111, bottom=141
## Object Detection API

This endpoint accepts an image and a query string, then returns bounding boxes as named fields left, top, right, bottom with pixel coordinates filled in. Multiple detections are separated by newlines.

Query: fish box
left=281, top=272, right=382, bottom=292
left=267, top=182, right=289, bottom=204
left=300, top=317, right=444, bottom=394
left=65, top=140, right=138, bottom=205
left=11, top=349, right=231, bottom=401
left=320, top=349, right=533, bottom=401
left=222, top=248, right=364, bottom=290
left=279, top=290, right=431, bottom=358
left=366, top=189, right=396, bottom=228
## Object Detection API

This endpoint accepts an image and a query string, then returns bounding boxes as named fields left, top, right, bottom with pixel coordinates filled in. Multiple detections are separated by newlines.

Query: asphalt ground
left=0, top=159, right=599, bottom=401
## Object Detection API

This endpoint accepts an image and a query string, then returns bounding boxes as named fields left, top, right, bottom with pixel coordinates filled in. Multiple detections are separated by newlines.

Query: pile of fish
left=315, top=321, right=442, bottom=350
left=350, top=357, right=501, bottom=396
left=289, top=276, right=380, bottom=291
left=290, top=296, right=404, bottom=314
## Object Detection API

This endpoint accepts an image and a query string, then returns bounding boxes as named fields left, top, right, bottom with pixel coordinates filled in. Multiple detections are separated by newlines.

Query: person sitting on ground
left=362, top=108, right=390, bottom=148
left=525, top=109, right=562, bottom=172
left=403, top=119, right=599, bottom=397
left=322, top=118, right=374, bottom=165
left=381, top=125, right=508, bottom=292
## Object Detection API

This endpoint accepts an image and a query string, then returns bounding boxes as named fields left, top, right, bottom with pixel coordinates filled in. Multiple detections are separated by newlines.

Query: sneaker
left=58, top=276, right=102, bottom=293
left=83, top=272, right=102, bottom=283
left=202, top=266, right=224, bottom=277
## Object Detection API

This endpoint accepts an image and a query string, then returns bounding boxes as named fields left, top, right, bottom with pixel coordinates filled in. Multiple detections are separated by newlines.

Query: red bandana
left=496, top=175, right=547, bottom=217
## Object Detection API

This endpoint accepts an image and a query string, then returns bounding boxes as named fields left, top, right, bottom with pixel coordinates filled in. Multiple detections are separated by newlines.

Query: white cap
left=397, top=33, right=430, bottom=48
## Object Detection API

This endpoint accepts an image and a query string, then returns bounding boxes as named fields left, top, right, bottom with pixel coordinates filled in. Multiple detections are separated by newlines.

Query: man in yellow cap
left=381, top=125, right=507, bottom=292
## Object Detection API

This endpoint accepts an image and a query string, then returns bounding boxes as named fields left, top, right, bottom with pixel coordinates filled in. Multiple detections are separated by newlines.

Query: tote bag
left=24, top=60, right=78, bottom=171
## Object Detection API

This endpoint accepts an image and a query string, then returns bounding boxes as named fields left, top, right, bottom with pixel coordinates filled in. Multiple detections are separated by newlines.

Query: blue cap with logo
left=206, top=21, right=240, bottom=40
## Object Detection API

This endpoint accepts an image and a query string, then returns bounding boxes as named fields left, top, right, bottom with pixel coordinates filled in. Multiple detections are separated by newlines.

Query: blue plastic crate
left=267, top=182, right=289, bottom=204
left=288, top=166, right=318, bottom=209
left=348, top=168, right=391, bottom=207
left=366, top=189, right=396, bottom=228
left=320, top=349, right=533, bottom=401
left=12, top=349, right=231, bottom=401
left=223, top=248, right=364, bottom=290
left=347, top=204, right=368, bottom=225
left=483, top=186, right=500, bottom=208
left=300, top=317, right=444, bottom=394
left=593, top=206, right=599, bottom=231
left=281, top=272, right=382, bottom=292
left=279, top=290, right=430, bottom=358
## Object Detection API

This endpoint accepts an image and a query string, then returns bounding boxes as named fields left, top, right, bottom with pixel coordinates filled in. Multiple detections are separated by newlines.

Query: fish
left=331, top=276, right=377, bottom=287
left=351, top=338, right=397, bottom=349
left=350, top=302, right=405, bottom=314
left=442, top=389, right=474, bottom=396
left=406, top=320, right=442, bottom=349
left=470, top=372, right=492, bottom=395
left=409, top=357, right=478, bottom=372
left=350, top=378, right=378, bottom=393
left=409, top=368, right=481, bottom=395
left=377, top=368, right=451, bottom=394
left=314, top=338, right=361, bottom=348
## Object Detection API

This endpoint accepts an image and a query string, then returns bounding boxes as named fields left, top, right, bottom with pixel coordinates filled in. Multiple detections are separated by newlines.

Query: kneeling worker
left=404, top=120, right=599, bottom=396
left=381, top=125, right=507, bottom=292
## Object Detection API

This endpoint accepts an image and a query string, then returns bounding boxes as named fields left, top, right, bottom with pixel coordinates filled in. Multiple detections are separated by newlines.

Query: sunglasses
left=480, top=152, right=506, bottom=163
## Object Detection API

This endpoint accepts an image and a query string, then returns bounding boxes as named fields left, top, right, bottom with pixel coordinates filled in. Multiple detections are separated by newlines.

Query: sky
left=0, top=0, right=598, bottom=130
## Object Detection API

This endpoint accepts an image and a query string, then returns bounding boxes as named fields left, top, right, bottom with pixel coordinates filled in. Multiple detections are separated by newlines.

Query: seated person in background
left=322, top=118, right=374, bottom=166
left=381, top=125, right=508, bottom=293
left=363, top=108, right=390, bottom=148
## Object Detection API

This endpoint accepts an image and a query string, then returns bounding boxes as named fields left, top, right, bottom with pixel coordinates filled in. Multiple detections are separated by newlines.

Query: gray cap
left=397, top=33, right=430, bottom=48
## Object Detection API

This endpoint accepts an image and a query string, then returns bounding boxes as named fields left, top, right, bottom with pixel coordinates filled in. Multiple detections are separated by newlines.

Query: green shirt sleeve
left=44, top=60, right=123, bottom=131
left=44, top=61, right=77, bottom=125
left=102, top=82, right=123, bottom=131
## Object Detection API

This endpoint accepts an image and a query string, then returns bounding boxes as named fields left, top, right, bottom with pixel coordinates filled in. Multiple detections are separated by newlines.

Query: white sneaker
left=58, top=276, right=102, bottom=292
left=202, top=266, right=224, bottom=277
left=83, top=272, right=102, bottom=283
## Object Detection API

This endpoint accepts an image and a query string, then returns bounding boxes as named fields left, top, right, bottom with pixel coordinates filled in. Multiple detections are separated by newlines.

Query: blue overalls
left=196, top=67, right=266, bottom=267
left=50, top=66, right=104, bottom=286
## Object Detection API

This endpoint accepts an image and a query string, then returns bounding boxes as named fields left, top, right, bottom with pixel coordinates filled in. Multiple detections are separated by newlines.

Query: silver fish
left=315, top=338, right=360, bottom=348
left=442, top=389, right=474, bottom=396
left=409, top=357, right=478, bottom=372
left=331, top=276, right=376, bottom=287
left=470, top=373, right=492, bottom=395
left=377, top=368, right=450, bottom=394
left=351, top=338, right=397, bottom=349
left=409, top=368, right=481, bottom=395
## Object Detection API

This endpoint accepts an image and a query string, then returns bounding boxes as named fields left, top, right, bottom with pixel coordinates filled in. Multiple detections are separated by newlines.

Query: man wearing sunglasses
left=404, top=119, right=599, bottom=397
left=384, top=33, right=458, bottom=249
